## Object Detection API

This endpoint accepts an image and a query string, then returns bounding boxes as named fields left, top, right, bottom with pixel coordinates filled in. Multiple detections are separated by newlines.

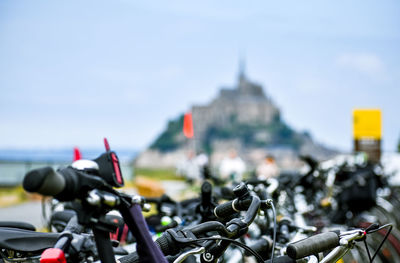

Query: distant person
left=195, top=152, right=211, bottom=180
left=195, top=152, right=209, bottom=169
left=256, top=155, right=279, bottom=180
left=219, top=149, right=246, bottom=183
left=176, top=150, right=202, bottom=184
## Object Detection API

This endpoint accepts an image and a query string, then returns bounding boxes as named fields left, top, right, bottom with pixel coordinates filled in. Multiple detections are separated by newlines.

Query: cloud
left=335, top=53, right=387, bottom=80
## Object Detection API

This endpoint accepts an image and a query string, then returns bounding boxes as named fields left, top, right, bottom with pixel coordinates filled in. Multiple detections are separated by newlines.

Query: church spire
left=238, top=56, right=246, bottom=81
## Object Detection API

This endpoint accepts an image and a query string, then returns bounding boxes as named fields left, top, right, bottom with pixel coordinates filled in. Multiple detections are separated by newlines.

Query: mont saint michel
left=135, top=65, right=335, bottom=169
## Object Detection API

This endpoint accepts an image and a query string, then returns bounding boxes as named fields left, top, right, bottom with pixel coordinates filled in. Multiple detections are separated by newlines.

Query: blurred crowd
left=176, top=149, right=280, bottom=185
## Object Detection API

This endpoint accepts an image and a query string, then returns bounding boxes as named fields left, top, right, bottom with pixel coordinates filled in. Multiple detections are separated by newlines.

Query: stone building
left=191, top=66, right=279, bottom=151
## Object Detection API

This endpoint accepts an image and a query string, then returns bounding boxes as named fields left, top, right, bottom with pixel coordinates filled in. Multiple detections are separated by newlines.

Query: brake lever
left=173, top=247, right=206, bottom=263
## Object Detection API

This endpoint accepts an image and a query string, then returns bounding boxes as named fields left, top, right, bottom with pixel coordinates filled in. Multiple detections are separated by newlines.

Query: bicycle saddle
left=0, top=221, right=36, bottom=231
left=0, top=227, right=59, bottom=252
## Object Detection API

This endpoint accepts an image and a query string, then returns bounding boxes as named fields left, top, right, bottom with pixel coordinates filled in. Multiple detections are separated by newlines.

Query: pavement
left=0, top=201, right=46, bottom=229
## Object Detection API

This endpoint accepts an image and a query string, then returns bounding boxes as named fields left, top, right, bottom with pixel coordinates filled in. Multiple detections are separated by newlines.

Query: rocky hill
left=135, top=68, right=336, bottom=170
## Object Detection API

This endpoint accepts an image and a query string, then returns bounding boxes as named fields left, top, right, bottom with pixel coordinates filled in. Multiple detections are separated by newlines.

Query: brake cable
left=269, top=200, right=277, bottom=263
left=362, top=223, right=393, bottom=263
left=180, top=200, right=277, bottom=263
left=184, top=236, right=265, bottom=263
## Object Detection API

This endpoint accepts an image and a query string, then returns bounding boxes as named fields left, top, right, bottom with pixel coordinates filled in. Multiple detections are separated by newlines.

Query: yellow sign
left=353, top=109, right=382, bottom=139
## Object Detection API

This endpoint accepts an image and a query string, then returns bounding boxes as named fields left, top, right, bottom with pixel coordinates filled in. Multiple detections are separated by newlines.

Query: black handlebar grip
left=286, top=232, right=339, bottom=259
left=155, top=233, right=179, bottom=256
left=24, top=166, right=87, bottom=201
left=23, top=167, right=66, bottom=196
left=264, top=255, right=296, bottom=263
left=118, top=233, right=174, bottom=263
left=244, top=236, right=270, bottom=259
left=214, top=200, right=237, bottom=218
left=118, top=252, right=139, bottom=263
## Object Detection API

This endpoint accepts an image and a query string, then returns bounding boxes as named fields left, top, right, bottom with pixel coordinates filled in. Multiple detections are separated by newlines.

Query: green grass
left=0, top=186, right=29, bottom=207
left=134, top=168, right=185, bottom=181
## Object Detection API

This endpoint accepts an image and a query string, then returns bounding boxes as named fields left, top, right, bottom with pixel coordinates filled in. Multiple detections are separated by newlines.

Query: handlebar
left=23, top=167, right=66, bottom=196
left=117, top=221, right=229, bottom=263
left=286, top=228, right=373, bottom=261
left=23, top=166, right=106, bottom=201
left=244, top=236, right=271, bottom=259
left=119, top=184, right=261, bottom=263
left=24, top=147, right=167, bottom=263
left=214, top=191, right=260, bottom=224
left=286, top=231, right=339, bottom=259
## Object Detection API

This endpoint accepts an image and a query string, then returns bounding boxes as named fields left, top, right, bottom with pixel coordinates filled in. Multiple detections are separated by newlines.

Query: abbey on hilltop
left=135, top=62, right=336, bottom=169
left=191, top=60, right=281, bottom=152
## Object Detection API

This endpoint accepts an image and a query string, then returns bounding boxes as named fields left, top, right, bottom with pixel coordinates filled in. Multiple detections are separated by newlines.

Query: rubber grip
left=214, top=200, right=237, bottom=218
left=118, top=252, right=139, bottom=263
left=245, top=237, right=270, bottom=258
left=155, top=234, right=178, bottom=256
left=118, top=234, right=174, bottom=263
left=265, top=255, right=296, bottom=263
left=286, top=232, right=339, bottom=259
left=23, top=167, right=65, bottom=196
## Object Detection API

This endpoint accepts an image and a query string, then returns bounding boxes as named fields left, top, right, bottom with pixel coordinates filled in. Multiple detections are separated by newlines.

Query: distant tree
left=302, top=130, right=312, bottom=139
left=398, top=135, right=400, bottom=153
left=150, top=114, right=184, bottom=152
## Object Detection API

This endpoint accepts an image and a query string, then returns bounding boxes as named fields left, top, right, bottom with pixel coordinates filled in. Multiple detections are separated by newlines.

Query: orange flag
left=183, top=112, right=194, bottom=138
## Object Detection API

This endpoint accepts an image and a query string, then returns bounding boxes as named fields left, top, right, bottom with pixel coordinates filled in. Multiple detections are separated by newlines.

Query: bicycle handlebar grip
left=155, top=233, right=179, bottom=256
left=23, top=167, right=66, bottom=196
left=118, top=252, right=139, bottom=263
left=214, top=200, right=236, bottom=218
left=286, top=232, right=339, bottom=259
left=244, top=236, right=270, bottom=259
left=264, top=255, right=296, bottom=263
left=118, top=233, right=174, bottom=263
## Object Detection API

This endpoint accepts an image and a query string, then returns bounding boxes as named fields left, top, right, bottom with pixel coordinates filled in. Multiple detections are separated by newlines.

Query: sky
left=0, top=0, right=399, bottom=152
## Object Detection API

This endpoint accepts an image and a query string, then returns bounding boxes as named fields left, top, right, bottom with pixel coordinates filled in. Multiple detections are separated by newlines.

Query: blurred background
left=1, top=0, right=400, bottom=227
